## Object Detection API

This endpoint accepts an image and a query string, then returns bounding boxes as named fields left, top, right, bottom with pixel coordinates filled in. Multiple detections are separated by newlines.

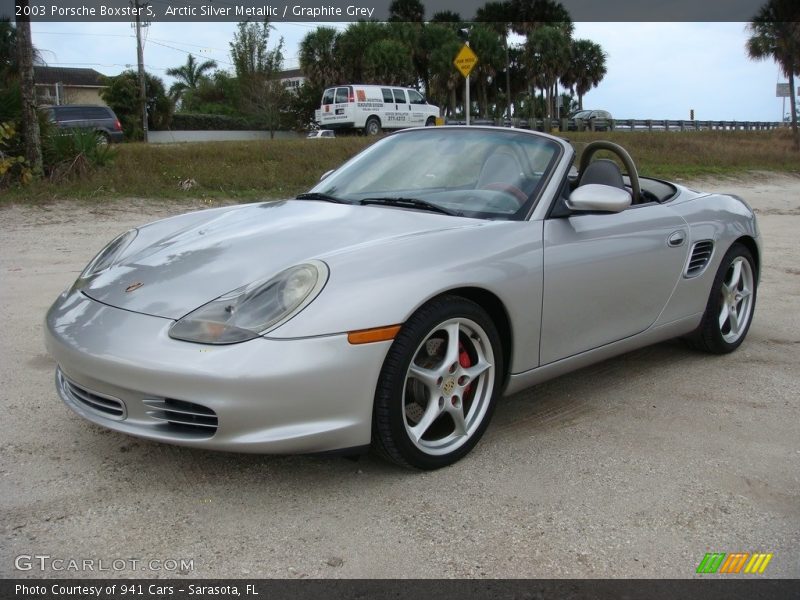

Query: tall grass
left=567, top=129, right=799, bottom=179
left=2, top=130, right=797, bottom=203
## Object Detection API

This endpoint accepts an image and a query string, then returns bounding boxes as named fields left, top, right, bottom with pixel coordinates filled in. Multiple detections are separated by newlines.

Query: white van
left=318, top=85, right=440, bottom=135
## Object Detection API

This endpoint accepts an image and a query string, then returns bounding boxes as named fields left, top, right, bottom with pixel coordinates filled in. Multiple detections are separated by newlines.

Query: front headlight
left=79, top=228, right=138, bottom=281
left=168, top=261, right=328, bottom=344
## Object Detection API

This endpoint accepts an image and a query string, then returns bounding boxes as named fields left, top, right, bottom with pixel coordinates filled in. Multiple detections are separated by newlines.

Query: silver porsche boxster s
left=45, top=127, right=760, bottom=469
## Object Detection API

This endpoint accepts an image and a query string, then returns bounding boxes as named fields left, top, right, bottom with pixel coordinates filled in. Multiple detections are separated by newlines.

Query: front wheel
left=372, top=296, right=503, bottom=469
left=688, top=243, right=757, bottom=354
left=425, top=117, right=436, bottom=127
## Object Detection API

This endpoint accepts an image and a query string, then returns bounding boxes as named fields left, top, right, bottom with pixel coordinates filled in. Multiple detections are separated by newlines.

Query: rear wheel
left=365, top=116, right=381, bottom=136
left=372, top=296, right=503, bottom=470
left=95, top=131, right=110, bottom=146
left=688, top=243, right=756, bottom=354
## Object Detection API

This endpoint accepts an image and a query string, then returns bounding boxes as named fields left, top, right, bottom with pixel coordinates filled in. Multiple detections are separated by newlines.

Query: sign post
left=454, top=43, right=478, bottom=126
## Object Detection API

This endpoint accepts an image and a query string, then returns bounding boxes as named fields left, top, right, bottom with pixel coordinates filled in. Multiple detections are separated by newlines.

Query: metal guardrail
left=444, top=118, right=786, bottom=132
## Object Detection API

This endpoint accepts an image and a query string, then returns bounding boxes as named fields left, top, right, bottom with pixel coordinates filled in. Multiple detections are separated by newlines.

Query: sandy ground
left=0, top=173, right=798, bottom=579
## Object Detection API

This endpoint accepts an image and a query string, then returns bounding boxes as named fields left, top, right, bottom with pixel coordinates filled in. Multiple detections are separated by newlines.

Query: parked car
left=306, top=130, right=335, bottom=139
left=46, top=104, right=124, bottom=144
left=319, top=84, right=439, bottom=135
left=45, top=127, right=760, bottom=469
left=567, top=109, right=614, bottom=131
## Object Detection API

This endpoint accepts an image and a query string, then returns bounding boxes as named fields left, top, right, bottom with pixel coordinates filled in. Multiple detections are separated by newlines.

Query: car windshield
left=306, top=128, right=562, bottom=220
left=572, top=110, right=591, bottom=119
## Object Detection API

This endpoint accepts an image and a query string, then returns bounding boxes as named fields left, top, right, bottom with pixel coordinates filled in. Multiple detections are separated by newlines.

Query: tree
left=166, top=54, right=217, bottom=109
left=524, top=25, right=571, bottom=119
left=475, top=2, right=515, bottom=119
left=230, top=20, right=280, bottom=81
left=335, top=22, right=387, bottom=83
left=426, top=24, right=463, bottom=117
left=746, top=0, right=800, bottom=150
left=509, top=0, right=572, bottom=36
left=299, top=26, right=340, bottom=89
left=14, top=3, right=41, bottom=176
left=468, top=24, right=505, bottom=118
left=364, top=38, right=416, bottom=86
left=230, top=21, right=286, bottom=138
left=101, top=70, right=173, bottom=139
left=189, top=70, right=242, bottom=116
left=430, top=10, right=461, bottom=22
left=561, top=39, right=606, bottom=110
left=388, top=0, right=425, bottom=22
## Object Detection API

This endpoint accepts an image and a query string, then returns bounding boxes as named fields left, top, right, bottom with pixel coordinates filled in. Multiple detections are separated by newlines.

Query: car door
left=406, top=89, right=427, bottom=126
left=539, top=201, right=689, bottom=365
left=392, top=88, right=410, bottom=128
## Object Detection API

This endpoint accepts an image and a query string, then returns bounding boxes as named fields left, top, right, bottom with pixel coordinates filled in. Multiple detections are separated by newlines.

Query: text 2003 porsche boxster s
left=46, top=127, right=759, bottom=469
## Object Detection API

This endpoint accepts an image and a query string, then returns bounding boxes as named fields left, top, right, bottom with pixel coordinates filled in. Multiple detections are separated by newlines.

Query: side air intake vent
left=686, top=240, right=714, bottom=277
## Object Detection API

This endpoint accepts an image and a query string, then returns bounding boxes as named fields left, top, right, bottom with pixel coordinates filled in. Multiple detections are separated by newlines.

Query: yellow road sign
left=454, top=44, right=478, bottom=78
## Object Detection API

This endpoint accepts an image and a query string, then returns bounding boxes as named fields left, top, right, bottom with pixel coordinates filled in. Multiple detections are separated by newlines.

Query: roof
left=34, top=66, right=106, bottom=87
left=278, top=68, right=304, bottom=80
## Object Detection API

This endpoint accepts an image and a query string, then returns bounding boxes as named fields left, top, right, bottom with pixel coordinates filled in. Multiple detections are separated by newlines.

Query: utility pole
left=132, top=0, right=148, bottom=142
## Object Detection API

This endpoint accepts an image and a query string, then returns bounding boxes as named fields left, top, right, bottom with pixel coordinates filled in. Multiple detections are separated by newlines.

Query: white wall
left=148, top=130, right=302, bottom=144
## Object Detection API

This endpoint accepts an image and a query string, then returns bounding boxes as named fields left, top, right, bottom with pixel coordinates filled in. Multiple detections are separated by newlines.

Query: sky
left=29, top=21, right=792, bottom=122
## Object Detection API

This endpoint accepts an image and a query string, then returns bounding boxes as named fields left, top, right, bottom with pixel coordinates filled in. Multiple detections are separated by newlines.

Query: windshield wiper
left=359, top=197, right=461, bottom=217
left=295, top=192, right=353, bottom=204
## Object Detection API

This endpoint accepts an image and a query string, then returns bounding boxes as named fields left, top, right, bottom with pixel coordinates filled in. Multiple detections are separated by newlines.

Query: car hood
left=81, top=200, right=478, bottom=320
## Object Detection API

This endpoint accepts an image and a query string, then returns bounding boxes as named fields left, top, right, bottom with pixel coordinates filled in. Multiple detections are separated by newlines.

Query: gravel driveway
left=1, top=174, right=798, bottom=578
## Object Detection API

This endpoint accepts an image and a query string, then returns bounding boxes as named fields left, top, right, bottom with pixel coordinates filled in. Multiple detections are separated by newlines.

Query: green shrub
left=0, top=121, right=32, bottom=187
left=44, top=129, right=115, bottom=182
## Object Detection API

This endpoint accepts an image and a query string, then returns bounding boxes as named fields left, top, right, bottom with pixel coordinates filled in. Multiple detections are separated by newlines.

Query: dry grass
left=2, top=130, right=797, bottom=204
left=567, top=129, right=799, bottom=179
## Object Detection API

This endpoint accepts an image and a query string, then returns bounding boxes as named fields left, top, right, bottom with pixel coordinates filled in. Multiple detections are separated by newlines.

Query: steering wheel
left=479, top=182, right=528, bottom=205
left=577, top=140, right=641, bottom=204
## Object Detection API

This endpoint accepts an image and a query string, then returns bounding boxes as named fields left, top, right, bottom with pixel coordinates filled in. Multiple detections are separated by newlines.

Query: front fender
left=268, top=221, right=546, bottom=374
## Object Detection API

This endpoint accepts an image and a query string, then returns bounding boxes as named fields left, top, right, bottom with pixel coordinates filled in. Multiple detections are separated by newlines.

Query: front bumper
left=45, top=290, right=391, bottom=453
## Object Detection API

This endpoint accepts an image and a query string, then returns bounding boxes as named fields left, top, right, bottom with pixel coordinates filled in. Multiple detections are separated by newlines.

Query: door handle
left=667, top=231, right=685, bottom=247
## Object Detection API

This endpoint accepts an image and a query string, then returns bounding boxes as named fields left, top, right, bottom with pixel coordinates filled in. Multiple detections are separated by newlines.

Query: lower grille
left=59, top=371, right=126, bottom=420
left=143, top=397, right=218, bottom=436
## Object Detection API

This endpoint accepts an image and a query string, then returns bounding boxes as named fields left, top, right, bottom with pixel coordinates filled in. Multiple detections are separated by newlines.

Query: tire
left=687, top=243, right=757, bottom=354
left=372, top=295, right=504, bottom=470
left=365, top=116, right=381, bottom=136
left=96, top=131, right=110, bottom=146
left=425, top=117, right=436, bottom=127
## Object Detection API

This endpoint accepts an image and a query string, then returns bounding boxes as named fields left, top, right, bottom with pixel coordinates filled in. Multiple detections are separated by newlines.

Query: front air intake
left=143, top=397, right=218, bottom=437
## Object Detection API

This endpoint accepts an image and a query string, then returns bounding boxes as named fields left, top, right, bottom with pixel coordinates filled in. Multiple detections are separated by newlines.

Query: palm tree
left=509, top=0, right=573, bottom=37
left=387, top=0, right=425, bottom=22
left=426, top=24, right=463, bottom=117
left=299, top=26, right=340, bottom=89
left=475, top=2, right=514, bottom=119
left=525, top=25, right=571, bottom=119
left=166, top=54, right=217, bottom=107
left=746, top=0, right=800, bottom=150
left=468, top=24, right=505, bottom=118
left=562, top=39, right=607, bottom=110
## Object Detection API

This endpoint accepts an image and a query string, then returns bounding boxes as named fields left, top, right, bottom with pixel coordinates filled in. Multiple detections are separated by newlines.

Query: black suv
left=46, top=104, right=124, bottom=143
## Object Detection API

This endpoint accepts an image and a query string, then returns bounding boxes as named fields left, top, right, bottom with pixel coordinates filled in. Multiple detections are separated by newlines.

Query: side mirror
left=319, top=169, right=335, bottom=182
left=567, top=184, right=631, bottom=213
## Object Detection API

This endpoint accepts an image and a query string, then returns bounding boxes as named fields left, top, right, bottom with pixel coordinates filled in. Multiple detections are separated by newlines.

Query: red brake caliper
left=458, top=342, right=473, bottom=396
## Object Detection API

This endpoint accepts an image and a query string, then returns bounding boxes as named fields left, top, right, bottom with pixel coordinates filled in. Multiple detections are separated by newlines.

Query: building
left=33, top=66, right=109, bottom=106
left=279, top=68, right=305, bottom=92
